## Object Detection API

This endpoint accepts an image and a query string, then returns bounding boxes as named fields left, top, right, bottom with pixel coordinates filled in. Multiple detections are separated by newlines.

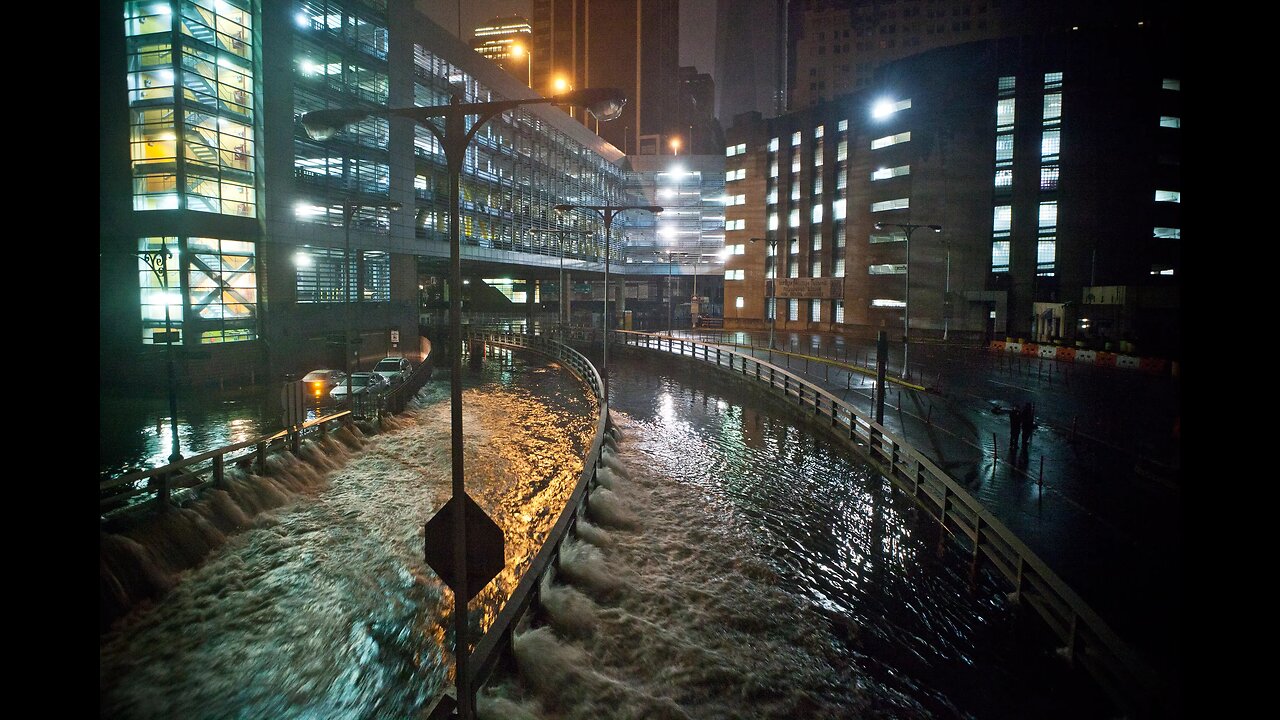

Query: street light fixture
left=341, top=201, right=401, bottom=405
left=553, top=203, right=663, bottom=404
left=749, top=237, right=777, bottom=350
left=654, top=249, right=687, bottom=335
left=874, top=221, right=942, bottom=376
left=301, top=86, right=626, bottom=720
left=135, top=241, right=183, bottom=465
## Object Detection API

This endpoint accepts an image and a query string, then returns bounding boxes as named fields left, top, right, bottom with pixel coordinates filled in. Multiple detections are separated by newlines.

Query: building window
left=834, top=257, right=845, bottom=277
left=1160, top=116, right=1180, bottom=128
left=138, top=237, right=183, bottom=344
left=993, top=205, right=1012, bottom=234
left=1150, top=265, right=1175, bottom=276
left=1155, top=190, right=1181, bottom=203
left=1040, top=166, right=1059, bottom=191
left=768, top=213, right=779, bottom=230
left=996, top=98, right=1015, bottom=129
left=871, top=131, right=911, bottom=149
left=792, top=131, right=802, bottom=146
left=769, top=137, right=779, bottom=152
left=995, top=133, right=1013, bottom=163
left=871, top=198, right=909, bottom=212
left=789, top=299, right=799, bottom=320
left=1162, top=78, right=1180, bottom=91
left=991, top=240, right=1010, bottom=273
left=735, top=296, right=745, bottom=309
left=1037, top=239, right=1056, bottom=276
left=812, top=204, right=823, bottom=223
left=814, top=125, right=824, bottom=138
left=1039, top=201, right=1058, bottom=229
left=1044, top=71, right=1063, bottom=89
left=998, top=75, right=1016, bottom=94
left=767, top=297, right=776, bottom=320
left=1041, top=129, right=1060, bottom=160
left=811, top=299, right=821, bottom=322
left=869, top=264, right=906, bottom=275
left=295, top=245, right=353, bottom=303
left=724, top=269, right=745, bottom=280
left=128, top=0, right=257, bottom=216
left=187, top=236, right=258, bottom=343
left=870, top=232, right=899, bottom=244
left=838, top=119, right=848, bottom=132
left=1153, top=227, right=1180, bottom=239
left=871, top=298, right=905, bottom=308
left=1043, top=93, right=1062, bottom=123
left=871, top=165, right=910, bottom=181
left=872, top=98, right=912, bottom=118
left=995, top=168, right=1013, bottom=189
left=811, top=258, right=821, bottom=277
left=835, top=299, right=845, bottom=323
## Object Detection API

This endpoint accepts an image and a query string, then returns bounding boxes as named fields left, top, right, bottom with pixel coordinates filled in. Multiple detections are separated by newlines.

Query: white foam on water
left=585, top=486, right=637, bottom=530
left=557, top=539, right=625, bottom=600
left=538, top=574, right=599, bottom=639
left=600, top=448, right=631, bottom=479
left=572, top=518, right=613, bottom=548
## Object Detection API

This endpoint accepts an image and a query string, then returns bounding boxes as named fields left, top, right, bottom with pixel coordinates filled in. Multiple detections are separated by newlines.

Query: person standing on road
left=1021, top=401, right=1035, bottom=447
left=1009, top=403, right=1022, bottom=448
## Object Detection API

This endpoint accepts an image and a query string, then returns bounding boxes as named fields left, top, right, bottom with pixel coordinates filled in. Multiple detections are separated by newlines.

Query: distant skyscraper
left=531, top=0, right=680, bottom=154
left=472, top=16, right=534, bottom=84
left=715, top=0, right=786, bottom=122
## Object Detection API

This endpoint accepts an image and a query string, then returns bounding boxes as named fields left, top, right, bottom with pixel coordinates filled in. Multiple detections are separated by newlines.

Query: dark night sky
left=417, top=0, right=719, bottom=81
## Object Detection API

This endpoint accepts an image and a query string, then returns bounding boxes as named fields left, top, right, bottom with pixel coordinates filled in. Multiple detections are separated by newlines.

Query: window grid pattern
left=127, top=0, right=257, bottom=215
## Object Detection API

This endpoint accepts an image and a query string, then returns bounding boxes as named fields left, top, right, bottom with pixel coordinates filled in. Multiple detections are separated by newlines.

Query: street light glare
left=872, top=99, right=897, bottom=119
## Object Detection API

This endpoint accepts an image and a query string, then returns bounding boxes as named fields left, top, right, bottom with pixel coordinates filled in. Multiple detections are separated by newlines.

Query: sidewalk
left=673, top=328, right=1183, bottom=690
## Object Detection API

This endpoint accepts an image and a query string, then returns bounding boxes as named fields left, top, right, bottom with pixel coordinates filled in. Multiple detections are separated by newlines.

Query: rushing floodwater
left=100, top=347, right=1112, bottom=719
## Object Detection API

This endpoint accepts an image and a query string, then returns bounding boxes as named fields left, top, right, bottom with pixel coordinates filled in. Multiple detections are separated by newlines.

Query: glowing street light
left=509, top=43, right=531, bottom=88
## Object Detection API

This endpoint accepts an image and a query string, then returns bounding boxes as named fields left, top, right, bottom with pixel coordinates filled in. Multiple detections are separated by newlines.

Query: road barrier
left=612, top=329, right=1171, bottom=719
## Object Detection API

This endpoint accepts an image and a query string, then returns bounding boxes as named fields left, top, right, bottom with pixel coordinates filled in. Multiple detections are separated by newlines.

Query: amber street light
left=509, top=43, right=531, bottom=88
left=670, top=136, right=681, bottom=155
left=302, top=86, right=627, bottom=720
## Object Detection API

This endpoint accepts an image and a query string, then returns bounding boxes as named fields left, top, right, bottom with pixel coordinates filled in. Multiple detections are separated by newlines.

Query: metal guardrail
left=99, top=410, right=356, bottom=521
left=458, top=330, right=611, bottom=697
left=609, top=329, right=1171, bottom=720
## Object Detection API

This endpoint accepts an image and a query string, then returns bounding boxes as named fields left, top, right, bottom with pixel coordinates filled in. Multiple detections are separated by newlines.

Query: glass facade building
left=102, top=0, right=637, bottom=387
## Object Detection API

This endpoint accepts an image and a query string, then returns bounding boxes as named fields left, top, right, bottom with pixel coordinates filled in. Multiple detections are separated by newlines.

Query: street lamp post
left=553, top=203, right=663, bottom=404
left=136, top=241, right=183, bottom=465
left=874, top=221, right=942, bottom=377
left=342, top=201, right=401, bottom=405
left=654, top=249, right=685, bottom=335
left=750, top=237, right=777, bottom=349
left=302, top=86, right=627, bottom=720
left=533, top=228, right=591, bottom=327
left=510, top=43, right=532, bottom=88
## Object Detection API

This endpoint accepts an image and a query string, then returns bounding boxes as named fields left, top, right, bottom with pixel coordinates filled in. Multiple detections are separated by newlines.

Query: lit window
left=1160, top=116, right=1180, bottom=129
left=997, top=98, right=1015, bottom=129
left=991, top=240, right=1010, bottom=272
left=871, top=97, right=912, bottom=118
left=1153, top=227, right=1180, bottom=239
left=871, top=198, right=909, bottom=212
left=869, top=264, right=906, bottom=275
left=1043, top=93, right=1062, bottom=123
left=792, top=131, right=802, bottom=146
left=1042, top=129, right=1060, bottom=159
left=1039, top=201, right=1057, bottom=228
left=837, top=119, right=848, bottom=132
left=1040, top=166, right=1059, bottom=191
left=871, top=131, right=911, bottom=149
left=1162, top=78, right=1180, bottom=91
left=768, top=213, right=779, bottom=230
left=993, top=205, right=1012, bottom=233
left=995, top=168, right=1013, bottom=188
left=835, top=299, right=845, bottom=323
left=998, top=75, right=1016, bottom=94
left=872, top=298, right=905, bottom=308
left=837, top=139, right=848, bottom=162
left=871, top=165, right=910, bottom=181
left=1044, top=71, right=1063, bottom=89
left=1150, top=265, right=1175, bottom=276
left=870, top=233, right=899, bottom=244
left=814, top=125, right=824, bottom=138
left=812, top=204, right=823, bottom=223
left=768, top=137, right=779, bottom=152
left=1155, top=190, right=1180, bottom=203
left=834, top=257, right=845, bottom=277
left=789, top=299, right=799, bottom=320
left=735, top=296, right=745, bottom=308
left=996, top=133, right=1013, bottom=162
left=1037, top=239, right=1056, bottom=276
left=811, top=299, right=821, bottom=321
left=789, top=209, right=800, bottom=227
left=833, top=198, right=846, bottom=220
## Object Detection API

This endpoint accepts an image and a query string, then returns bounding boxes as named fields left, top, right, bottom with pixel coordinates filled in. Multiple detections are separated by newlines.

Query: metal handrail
left=459, top=330, right=610, bottom=695
left=100, top=410, right=355, bottom=521
left=607, top=330, right=1171, bottom=719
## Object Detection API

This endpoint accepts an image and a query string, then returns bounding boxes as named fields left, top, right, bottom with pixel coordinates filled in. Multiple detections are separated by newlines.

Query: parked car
left=329, top=371, right=389, bottom=401
left=372, top=356, right=413, bottom=386
left=301, top=369, right=347, bottom=400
